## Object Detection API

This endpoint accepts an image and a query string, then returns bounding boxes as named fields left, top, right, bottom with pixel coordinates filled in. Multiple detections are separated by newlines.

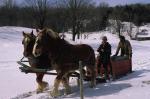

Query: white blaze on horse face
left=32, top=37, right=40, bottom=57
left=24, top=37, right=30, bottom=46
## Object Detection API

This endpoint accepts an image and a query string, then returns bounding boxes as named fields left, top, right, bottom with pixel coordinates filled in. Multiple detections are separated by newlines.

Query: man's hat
left=119, top=35, right=125, bottom=40
left=102, top=36, right=107, bottom=41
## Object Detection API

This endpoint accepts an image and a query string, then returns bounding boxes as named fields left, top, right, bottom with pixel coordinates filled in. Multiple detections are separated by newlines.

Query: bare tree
left=125, top=5, right=134, bottom=38
left=108, top=19, right=123, bottom=36
left=2, top=0, right=15, bottom=8
left=58, top=0, right=93, bottom=41
left=25, top=0, right=50, bottom=29
left=116, top=20, right=123, bottom=36
left=127, top=22, right=134, bottom=38
left=97, top=2, right=109, bottom=30
left=110, top=6, right=124, bottom=36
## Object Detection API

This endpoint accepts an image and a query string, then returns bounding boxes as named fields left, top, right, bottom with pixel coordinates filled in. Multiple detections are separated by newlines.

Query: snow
left=0, top=26, right=150, bottom=99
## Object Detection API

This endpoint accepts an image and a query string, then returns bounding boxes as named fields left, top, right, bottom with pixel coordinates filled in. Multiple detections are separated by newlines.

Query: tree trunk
left=72, top=33, right=76, bottom=41
left=72, top=24, right=76, bottom=41
left=129, top=22, right=132, bottom=38
left=77, top=33, right=80, bottom=39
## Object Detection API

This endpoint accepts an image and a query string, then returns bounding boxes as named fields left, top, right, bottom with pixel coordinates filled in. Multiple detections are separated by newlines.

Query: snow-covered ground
left=0, top=26, right=150, bottom=99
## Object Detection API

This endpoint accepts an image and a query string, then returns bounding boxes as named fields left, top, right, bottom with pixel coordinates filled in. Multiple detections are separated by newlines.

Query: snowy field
left=0, top=26, right=150, bottom=99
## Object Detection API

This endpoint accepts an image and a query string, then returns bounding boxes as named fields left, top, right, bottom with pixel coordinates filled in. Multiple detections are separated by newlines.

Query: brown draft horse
left=32, top=28, right=96, bottom=96
left=22, top=31, right=52, bottom=93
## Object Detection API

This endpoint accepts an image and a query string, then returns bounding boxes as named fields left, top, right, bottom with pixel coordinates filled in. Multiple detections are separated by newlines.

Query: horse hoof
left=65, top=91, right=71, bottom=95
left=36, top=81, right=49, bottom=93
left=42, top=81, right=49, bottom=89
left=50, top=90, right=61, bottom=97
left=36, top=85, right=43, bottom=93
left=36, top=88, right=43, bottom=93
left=90, top=84, right=96, bottom=88
left=65, top=89, right=71, bottom=95
left=90, top=85, right=94, bottom=88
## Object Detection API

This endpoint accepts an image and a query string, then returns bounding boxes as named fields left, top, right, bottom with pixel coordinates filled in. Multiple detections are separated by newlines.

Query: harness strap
left=20, top=56, right=25, bottom=62
left=20, top=56, right=29, bottom=62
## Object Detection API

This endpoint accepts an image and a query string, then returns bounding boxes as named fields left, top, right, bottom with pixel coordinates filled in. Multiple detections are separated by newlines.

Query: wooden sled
left=86, top=56, right=132, bottom=80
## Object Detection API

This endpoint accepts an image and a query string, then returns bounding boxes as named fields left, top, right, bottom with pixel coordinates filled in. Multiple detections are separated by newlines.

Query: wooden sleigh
left=96, top=56, right=132, bottom=79
left=110, top=56, right=132, bottom=79
left=17, top=55, right=132, bottom=82
left=86, top=56, right=132, bottom=80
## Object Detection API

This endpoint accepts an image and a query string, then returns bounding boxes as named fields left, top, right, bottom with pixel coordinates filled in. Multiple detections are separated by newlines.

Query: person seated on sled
left=97, top=36, right=113, bottom=81
left=114, top=35, right=132, bottom=59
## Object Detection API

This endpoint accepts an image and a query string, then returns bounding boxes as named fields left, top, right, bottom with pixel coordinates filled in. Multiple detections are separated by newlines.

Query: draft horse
left=22, top=31, right=52, bottom=92
left=32, top=28, right=96, bottom=96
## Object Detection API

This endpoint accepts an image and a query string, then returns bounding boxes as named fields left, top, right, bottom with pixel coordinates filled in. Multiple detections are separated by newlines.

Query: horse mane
left=43, top=28, right=71, bottom=49
left=42, top=28, right=74, bottom=63
left=54, top=37, right=72, bottom=55
left=43, top=28, right=70, bottom=45
left=43, top=28, right=60, bottom=39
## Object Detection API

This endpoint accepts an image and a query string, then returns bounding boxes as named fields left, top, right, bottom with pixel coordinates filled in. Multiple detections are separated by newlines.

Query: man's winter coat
left=97, top=42, right=111, bottom=64
left=115, top=40, right=132, bottom=58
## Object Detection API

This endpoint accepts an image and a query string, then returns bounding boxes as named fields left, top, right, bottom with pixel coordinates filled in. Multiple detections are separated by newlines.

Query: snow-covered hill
left=0, top=26, right=150, bottom=99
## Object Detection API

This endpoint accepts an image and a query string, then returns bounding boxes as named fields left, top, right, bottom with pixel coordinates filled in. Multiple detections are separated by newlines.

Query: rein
left=20, top=56, right=28, bottom=62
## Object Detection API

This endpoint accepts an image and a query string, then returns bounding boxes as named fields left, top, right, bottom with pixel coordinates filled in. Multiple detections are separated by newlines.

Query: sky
left=95, top=0, right=150, bottom=6
left=3, top=0, right=150, bottom=7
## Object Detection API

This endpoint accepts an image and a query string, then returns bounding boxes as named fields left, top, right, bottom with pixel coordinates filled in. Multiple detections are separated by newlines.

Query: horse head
left=22, top=30, right=36, bottom=57
left=33, top=28, right=60, bottom=57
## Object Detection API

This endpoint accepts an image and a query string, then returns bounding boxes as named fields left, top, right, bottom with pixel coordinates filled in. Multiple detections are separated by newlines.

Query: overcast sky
left=11, top=0, right=150, bottom=6
left=96, top=0, right=150, bottom=6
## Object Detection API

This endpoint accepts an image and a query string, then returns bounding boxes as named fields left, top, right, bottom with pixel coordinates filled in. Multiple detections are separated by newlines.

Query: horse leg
left=103, top=63, right=109, bottom=80
left=90, top=67, right=96, bottom=88
left=62, top=73, right=71, bottom=95
left=50, top=72, right=63, bottom=97
left=87, top=66, right=96, bottom=88
left=36, top=73, right=48, bottom=93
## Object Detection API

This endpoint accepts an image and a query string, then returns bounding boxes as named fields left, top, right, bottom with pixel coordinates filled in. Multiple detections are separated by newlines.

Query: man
left=114, top=35, right=132, bottom=72
left=97, top=36, right=112, bottom=82
left=114, top=36, right=132, bottom=59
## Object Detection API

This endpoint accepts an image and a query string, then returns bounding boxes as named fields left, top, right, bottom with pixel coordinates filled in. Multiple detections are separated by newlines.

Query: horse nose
left=33, top=50, right=40, bottom=57
left=34, top=52, right=38, bottom=56
left=23, top=52, right=28, bottom=57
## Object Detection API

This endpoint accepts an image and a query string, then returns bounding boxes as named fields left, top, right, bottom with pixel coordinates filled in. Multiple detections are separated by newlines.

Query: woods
left=0, top=0, right=150, bottom=40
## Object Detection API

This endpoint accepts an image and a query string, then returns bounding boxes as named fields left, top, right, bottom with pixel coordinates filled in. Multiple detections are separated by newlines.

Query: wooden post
left=79, top=61, right=84, bottom=99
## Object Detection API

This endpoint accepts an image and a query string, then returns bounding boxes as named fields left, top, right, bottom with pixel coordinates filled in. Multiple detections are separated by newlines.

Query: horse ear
left=36, top=29, right=41, bottom=35
left=31, top=30, right=34, bottom=36
left=36, top=29, right=39, bottom=33
left=22, top=31, right=26, bottom=37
